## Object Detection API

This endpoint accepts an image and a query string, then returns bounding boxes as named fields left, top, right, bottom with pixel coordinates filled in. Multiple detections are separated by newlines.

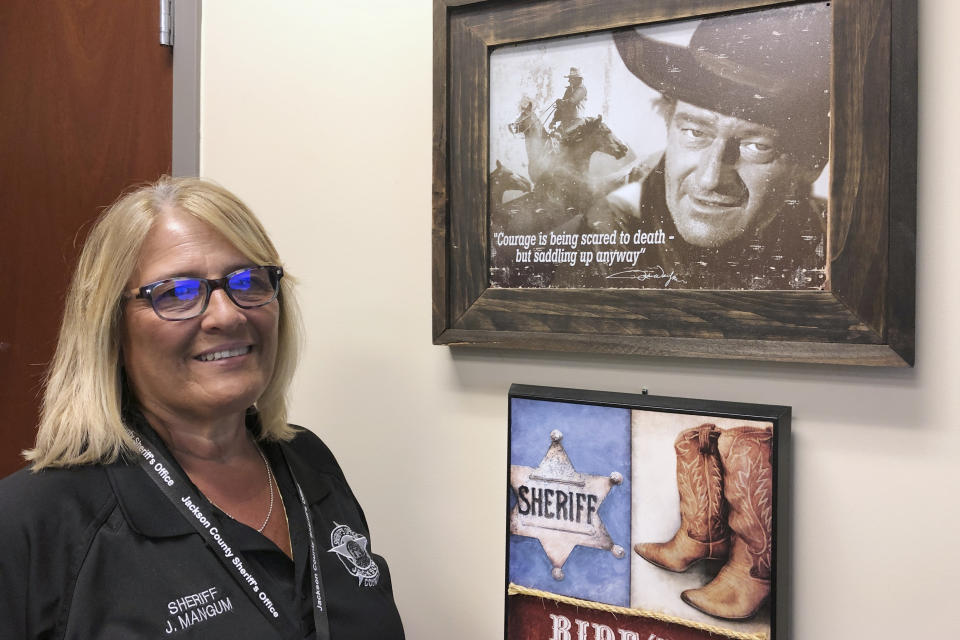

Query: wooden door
left=0, top=2, right=173, bottom=476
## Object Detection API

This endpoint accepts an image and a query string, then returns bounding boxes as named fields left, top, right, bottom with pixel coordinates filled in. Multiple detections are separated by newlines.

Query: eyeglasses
left=125, top=266, right=283, bottom=321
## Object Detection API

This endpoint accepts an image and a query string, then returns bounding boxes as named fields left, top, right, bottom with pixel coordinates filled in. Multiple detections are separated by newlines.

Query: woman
left=0, top=177, right=405, bottom=639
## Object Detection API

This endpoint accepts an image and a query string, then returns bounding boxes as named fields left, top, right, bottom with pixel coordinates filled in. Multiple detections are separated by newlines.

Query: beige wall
left=200, top=2, right=958, bottom=637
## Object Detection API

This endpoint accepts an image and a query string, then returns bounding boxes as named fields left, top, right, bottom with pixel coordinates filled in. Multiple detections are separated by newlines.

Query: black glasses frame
left=125, top=265, right=283, bottom=321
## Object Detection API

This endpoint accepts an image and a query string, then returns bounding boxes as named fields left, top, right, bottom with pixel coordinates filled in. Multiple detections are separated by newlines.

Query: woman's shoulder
left=0, top=464, right=125, bottom=638
left=0, top=464, right=116, bottom=534
left=280, top=425, right=344, bottom=473
left=275, top=425, right=367, bottom=501
left=277, top=425, right=373, bottom=527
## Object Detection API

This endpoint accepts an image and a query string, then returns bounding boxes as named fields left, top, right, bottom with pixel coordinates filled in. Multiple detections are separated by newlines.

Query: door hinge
left=160, top=0, right=174, bottom=46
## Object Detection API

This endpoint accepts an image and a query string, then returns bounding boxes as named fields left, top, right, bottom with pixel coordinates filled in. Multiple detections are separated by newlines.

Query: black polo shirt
left=0, top=424, right=404, bottom=639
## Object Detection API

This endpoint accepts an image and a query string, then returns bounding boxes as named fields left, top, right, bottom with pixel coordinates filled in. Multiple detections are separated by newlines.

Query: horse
left=508, top=103, right=629, bottom=211
left=489, top=160, right=532, bottom=208
left=491, top=104, right=631, bottom=287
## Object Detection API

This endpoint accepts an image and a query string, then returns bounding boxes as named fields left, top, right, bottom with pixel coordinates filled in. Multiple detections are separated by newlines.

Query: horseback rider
left=548, top=68, right=587, bottom=138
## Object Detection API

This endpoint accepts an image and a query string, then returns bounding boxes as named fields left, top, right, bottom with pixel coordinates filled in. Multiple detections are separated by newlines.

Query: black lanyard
left=130, top=431, right=332, bottom=640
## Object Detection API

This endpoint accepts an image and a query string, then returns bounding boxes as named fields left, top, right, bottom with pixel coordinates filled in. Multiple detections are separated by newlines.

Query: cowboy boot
left=634, top=424, right=729, bottom=572
left=682, top=426, right=773, bottom=620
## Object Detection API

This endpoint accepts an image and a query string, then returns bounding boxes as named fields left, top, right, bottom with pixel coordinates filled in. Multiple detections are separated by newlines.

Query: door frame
left=173, top=0, right=201, bottom=176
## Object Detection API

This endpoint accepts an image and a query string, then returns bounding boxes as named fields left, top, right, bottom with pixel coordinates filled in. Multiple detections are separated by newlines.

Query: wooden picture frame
left=432, top=0, right=917, bottom=366
left=505, top=384, right=791, bottom=639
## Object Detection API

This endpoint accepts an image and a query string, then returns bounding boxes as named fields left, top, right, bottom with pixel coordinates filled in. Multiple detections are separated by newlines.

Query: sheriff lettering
left=163, top=586, right=234, bottom=634
left=516, top=484, right=599, bottom=525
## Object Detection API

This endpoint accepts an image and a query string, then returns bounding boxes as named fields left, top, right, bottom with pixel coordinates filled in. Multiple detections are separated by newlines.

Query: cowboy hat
left=613, top=4, right=830, bottom=165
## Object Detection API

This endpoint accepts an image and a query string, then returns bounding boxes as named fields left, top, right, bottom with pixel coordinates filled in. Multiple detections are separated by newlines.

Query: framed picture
left=505, top=384, right=790, bottom=640
left=433, top=0, right=917, bottom=366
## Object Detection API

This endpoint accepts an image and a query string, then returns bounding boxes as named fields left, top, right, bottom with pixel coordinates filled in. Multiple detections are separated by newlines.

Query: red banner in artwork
left=507, top=594, right=733, bottom=640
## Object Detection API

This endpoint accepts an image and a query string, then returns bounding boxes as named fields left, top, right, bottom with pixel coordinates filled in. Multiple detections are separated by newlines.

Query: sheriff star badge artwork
left=510, top=429, right=625, bottom=580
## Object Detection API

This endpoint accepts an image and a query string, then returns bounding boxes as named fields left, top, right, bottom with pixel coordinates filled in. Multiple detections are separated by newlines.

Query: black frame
left=505, top=383, right=791, bottom=639
left=433, top=0, right=917, bottom=366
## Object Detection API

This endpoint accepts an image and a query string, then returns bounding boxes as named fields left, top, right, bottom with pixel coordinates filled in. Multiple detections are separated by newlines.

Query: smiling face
left=663, top=101, right=816, bottom=247
left=121, top=209, right=279, bottom=425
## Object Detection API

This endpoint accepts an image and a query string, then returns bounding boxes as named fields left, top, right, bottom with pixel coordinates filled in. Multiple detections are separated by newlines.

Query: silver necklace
left=209, top=445, right=275, bottom=533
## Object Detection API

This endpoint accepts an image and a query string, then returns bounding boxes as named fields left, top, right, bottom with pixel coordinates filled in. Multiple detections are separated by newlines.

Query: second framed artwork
left=505, top=384, right=790, bottom=640
left=433, top=0, right=917, bottom=366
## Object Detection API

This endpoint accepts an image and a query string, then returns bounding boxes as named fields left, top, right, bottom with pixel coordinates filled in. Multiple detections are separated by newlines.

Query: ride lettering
left=516, top=485, right=598, bottom=524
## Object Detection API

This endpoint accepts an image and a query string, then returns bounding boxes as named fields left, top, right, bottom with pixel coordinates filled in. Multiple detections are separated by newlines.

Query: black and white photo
left=489, top=3, right=831, bottom=291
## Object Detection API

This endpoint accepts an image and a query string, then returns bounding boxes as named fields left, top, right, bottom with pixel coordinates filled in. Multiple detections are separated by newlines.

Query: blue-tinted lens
left=172, top=280, right=202, bottom=300
left=228, top=269, right=253, bottom=292
left=152, top=278, right=205, bottom=318
left=227, top=267, right=276, bottom=306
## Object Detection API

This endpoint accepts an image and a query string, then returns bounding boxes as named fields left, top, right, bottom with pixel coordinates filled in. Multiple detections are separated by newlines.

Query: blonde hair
left=25, top=177, right=303, bottom=469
